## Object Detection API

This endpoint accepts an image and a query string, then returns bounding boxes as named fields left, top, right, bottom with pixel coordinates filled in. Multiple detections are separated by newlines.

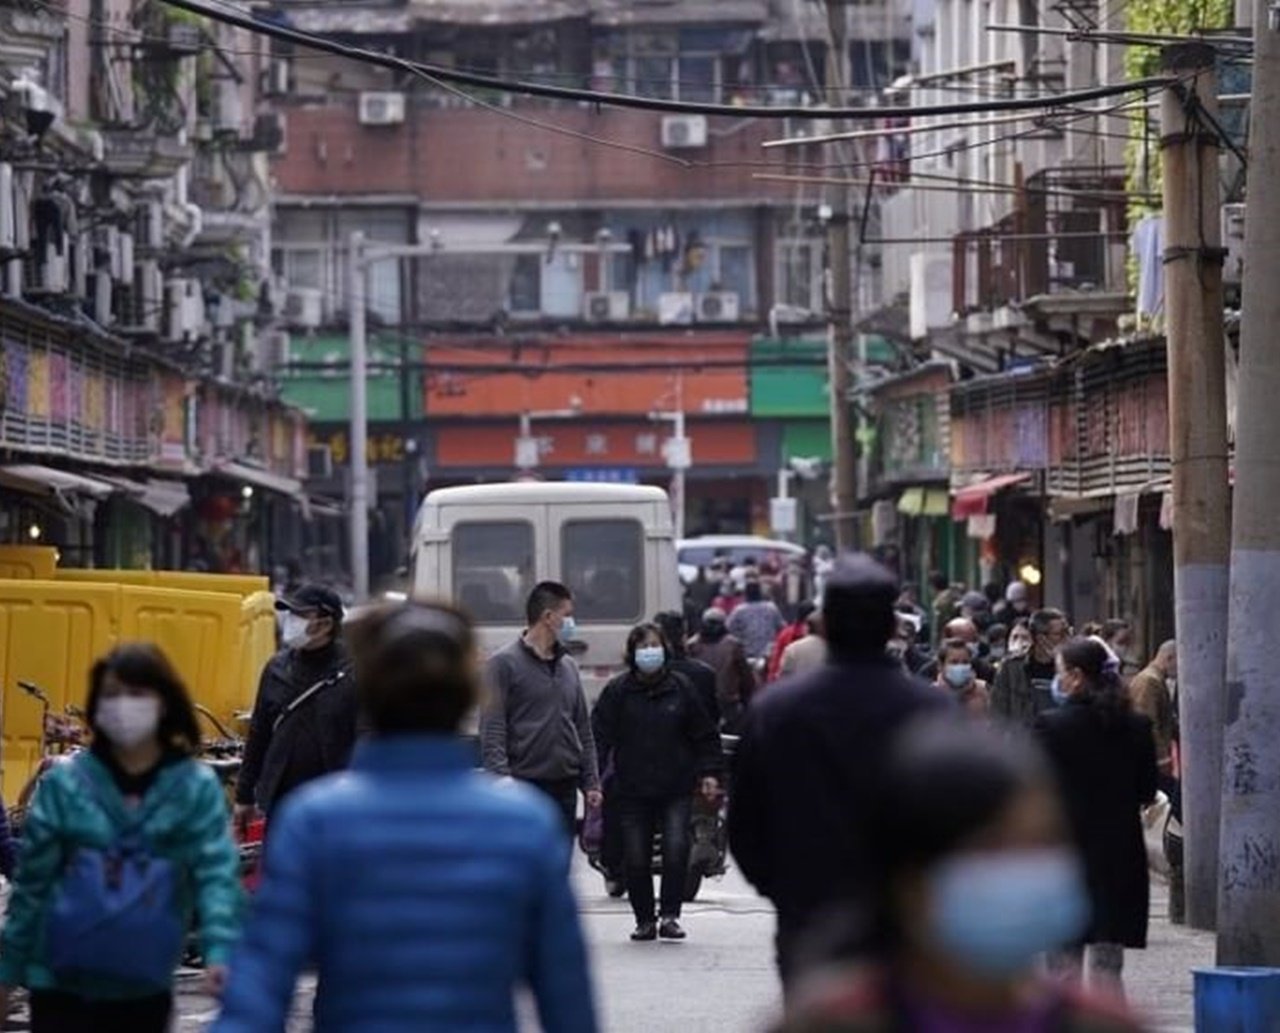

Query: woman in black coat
left=1034, top=637, right=1158, bottom=994
left=592, top=623, right=722, bottom=944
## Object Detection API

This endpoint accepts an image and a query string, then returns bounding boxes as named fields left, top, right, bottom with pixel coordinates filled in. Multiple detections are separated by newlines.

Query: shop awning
left=211, top=462, right=304, bottom=502
left=951, top=473, right=1032, bottom=520
left=94, top=476, right=191, bottom=518
left=0, top=465, right=117, bottom=500
left=897, top=487, right=951, bottom=517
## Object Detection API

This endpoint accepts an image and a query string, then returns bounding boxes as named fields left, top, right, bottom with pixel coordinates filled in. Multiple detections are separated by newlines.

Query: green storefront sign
left=279, top=334, right=421, bottom=423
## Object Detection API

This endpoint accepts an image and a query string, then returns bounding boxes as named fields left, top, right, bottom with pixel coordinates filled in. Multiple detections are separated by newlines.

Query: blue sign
left=566, top=468, right=640, bottom=484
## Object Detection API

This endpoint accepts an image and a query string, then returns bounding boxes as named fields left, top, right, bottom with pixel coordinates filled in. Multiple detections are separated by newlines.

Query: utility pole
left=826, top=0, right=858, bottom=551
left=1159, top=43, right=1231, bottom=932
left=348, top=230, right=370, bottom=602
left=1220, top=0, right=1280, bottom=965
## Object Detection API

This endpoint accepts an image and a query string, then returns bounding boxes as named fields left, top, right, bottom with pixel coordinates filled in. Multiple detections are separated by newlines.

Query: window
left=562, top=520, right=643, bottom=623
left=452, top=522, right=535, bottom=624
left=508, top=254, right=542, bottom=314
left=718, top=245, right=753, bottom=303
left=777, top=241, right=821, bottom=311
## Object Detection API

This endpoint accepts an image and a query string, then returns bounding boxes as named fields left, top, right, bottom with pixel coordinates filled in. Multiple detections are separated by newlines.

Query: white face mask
left=281, top=612, right=311, bottom=649
left=95, top=696, right=162, bottom=750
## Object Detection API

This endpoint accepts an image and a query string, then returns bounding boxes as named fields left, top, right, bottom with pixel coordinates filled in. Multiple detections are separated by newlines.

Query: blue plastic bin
left=1194, top=967, right=1280, bottom=1032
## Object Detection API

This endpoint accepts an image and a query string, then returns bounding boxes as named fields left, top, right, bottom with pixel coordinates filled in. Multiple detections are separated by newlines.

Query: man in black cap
left=728, top=553, right=953, bottom=988
left=235, top=584, right=359, bottom=825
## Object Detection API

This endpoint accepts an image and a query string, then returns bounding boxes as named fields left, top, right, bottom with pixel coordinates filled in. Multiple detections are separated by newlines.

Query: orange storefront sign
left=435, top=420, right=757, bottom=469
left=424, top=332, right=750, bottom=417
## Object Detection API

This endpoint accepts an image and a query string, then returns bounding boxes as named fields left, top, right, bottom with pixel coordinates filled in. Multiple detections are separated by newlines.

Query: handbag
left=44, top=760, right=186, bottom=988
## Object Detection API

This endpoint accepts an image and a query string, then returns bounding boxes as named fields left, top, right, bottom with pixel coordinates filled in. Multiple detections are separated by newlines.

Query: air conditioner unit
left=284, top=287, right=323, bottom=328
left=115, top=231, right=134, bottom=282
left=582, top=291, right=630, bottom=322
left=307, top=444, right=334, bottom=480
left=261, top=329, right=291, bottom=372
left=0, top=163, right=15, bottom=253
left=1222, top=203, right=1245, bottom=288
left=660, top=114, right=707, bottom=150
left=359, top=91, right=406, bottom=126
left=213, top=79, right=243, bottom=136
left=261, top=57, right=290, bottom=98
left=696, top=291, right=740, bottom=322
left=93, top=269, right=113, bottom=324
left=133, top=260, right=163, bottom=333
left=165, top=277, right=204, bottom=342
left=135, top=201, right=163, bottom=252
left=657, top=291, right=695, bottom=325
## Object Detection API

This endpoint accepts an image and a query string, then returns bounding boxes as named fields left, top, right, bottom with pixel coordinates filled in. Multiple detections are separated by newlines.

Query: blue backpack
left=43, top=758, right=186, bottom=989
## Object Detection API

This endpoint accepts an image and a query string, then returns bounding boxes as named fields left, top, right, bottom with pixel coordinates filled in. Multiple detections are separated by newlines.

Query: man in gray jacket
left=481, top=581, right=602, bottom=836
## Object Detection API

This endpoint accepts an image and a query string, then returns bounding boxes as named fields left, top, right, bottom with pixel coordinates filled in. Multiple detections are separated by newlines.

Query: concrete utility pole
left=1159, top=44, right=1231, bottom=932
left=348, top=230, right=371, bottom=602
left=825, top=0, right=858, bottom=551
left=1220, top=0, right=1280, bottom=964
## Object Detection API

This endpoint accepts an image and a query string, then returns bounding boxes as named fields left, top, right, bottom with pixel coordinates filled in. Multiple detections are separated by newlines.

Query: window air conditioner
left=582, top=291, right=630, bottom=322
left=359, top=92, right=406, bottom=126
left=696, top=291, right=741, bottom=322
left=660, top=115, right=708, bottom=150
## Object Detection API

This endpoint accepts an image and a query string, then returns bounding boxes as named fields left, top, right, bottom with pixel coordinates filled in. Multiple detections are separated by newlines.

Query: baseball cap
left=275, top=583, right=345, bottom=620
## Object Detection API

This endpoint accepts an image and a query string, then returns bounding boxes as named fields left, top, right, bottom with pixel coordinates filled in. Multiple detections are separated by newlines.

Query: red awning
left=951, top=473, right=1032, bottom=520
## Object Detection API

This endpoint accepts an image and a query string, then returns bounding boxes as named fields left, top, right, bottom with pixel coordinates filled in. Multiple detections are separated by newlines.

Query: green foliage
left=1123, top=0, right=1232, bottom=299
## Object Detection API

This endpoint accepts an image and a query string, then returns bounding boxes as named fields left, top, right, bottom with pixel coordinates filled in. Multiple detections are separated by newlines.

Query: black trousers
left=30, top=989, right=172, bottom=1033
left=527, top=777, right=579, bottom=838
left=619, top=794, right=692, bottom=923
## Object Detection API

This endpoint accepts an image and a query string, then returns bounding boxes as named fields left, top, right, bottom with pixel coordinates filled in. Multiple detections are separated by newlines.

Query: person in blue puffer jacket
left=213, top=599, right=598, bottom=1033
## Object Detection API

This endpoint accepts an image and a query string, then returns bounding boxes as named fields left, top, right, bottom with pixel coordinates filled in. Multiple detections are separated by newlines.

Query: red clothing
left=767, top=622, right=810, bottom=682
left=713, top=594, right=743, bottom=615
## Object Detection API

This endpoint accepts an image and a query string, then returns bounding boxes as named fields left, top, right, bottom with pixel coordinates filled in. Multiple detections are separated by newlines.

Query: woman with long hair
left=0, top=644, right=241, bottom=1033
left=593, top=623, right=722, bottom=943
left=1035, top=636, right=1159, bottom=994
left=777, top=719, right=1148, bottom=1031
left=213, top=601, right=597, bottom=1032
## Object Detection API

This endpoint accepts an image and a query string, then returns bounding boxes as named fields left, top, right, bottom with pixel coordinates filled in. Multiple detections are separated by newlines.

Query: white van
left=411, top=481, right=682, bottom=700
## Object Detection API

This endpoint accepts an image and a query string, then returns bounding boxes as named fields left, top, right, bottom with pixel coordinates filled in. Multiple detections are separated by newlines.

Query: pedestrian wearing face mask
left=591, top=624, right=722, bottom=942
left=992, top=609, right=1069, bottom=728
left=0, top=645, right=241, bottom=1033
left=777, top=719, right=1146, bottom=1032
left=481, top=581, right=602, bottom=838
left=934, top=639, right=991, bottom=716
left=1034, top=638, right=1159, bottom=995
left=235, top=584, right=358, bottom=828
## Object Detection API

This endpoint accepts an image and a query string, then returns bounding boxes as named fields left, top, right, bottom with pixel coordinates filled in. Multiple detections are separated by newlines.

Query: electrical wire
left=159, top=0, right=1173, bottom=122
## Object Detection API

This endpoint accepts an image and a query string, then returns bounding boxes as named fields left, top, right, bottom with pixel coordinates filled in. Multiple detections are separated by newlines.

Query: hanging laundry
left=1131, top=214, right=1164, bottom=319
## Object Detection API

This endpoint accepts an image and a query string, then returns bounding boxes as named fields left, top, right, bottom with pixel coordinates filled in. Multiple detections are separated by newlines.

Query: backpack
left=44, top=758, right=186, bottom=989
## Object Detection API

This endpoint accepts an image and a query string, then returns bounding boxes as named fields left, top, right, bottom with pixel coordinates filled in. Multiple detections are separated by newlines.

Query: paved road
left=1, top=861, right=1200, bottom=1032
left=166, top=857, right=781, bottom=1033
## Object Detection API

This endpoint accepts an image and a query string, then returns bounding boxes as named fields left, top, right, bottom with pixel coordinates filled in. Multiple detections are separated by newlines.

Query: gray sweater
left=480, top=638, right=601, bottom=790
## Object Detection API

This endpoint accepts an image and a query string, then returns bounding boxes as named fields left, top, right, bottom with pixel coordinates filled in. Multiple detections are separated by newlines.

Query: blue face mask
left=556, top=615, right=577, bottom=645
left=944, top=663, right=974, bottom=689
left=930, top=848, right=1089, bottom=978
left=1050, top=674, right=1070, bottom=706
left=634, top=645, right=666, bottom=675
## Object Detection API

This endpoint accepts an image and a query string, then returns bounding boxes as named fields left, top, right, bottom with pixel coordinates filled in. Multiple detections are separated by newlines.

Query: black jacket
left=235, top=641, right=358, bottom=814
left=729, top=656, right=951, bottom=963
left=671, top=655, right=720, bottom=727
left=1035, top=698, right=1159, bottom=948
left=592, top=668, right=722, bottom=800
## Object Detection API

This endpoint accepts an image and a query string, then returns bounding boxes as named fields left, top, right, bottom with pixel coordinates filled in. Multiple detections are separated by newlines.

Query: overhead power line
left=162, top=0, right=1172, bottom=122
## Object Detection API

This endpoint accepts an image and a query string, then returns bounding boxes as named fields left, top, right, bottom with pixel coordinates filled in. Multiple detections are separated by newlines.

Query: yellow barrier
left=0, top=547, right=59, bottom=581
left=0, top=578, right=280, bottom=801
left=0, top=580, right=117, bottom=801
left=56, top=569, right=269, bottom=599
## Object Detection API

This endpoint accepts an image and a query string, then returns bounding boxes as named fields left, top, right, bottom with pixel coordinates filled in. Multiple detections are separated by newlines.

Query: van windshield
left=563, top=520, right=642, bottom=624
left=453, top=521, right=535, bottom=624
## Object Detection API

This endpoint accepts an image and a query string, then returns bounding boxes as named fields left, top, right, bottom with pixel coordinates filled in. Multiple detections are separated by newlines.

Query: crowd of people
left=0, top=552, right=1181, bottom=1032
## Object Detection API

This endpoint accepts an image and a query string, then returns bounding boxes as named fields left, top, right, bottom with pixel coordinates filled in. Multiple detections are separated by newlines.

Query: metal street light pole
left=348, top=230, right=370, bottom=602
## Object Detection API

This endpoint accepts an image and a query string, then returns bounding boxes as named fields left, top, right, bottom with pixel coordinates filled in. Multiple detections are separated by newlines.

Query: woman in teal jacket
left=213, top=601, right=597, bottom=1033
left=0, top=644, right=242, bottom=1033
